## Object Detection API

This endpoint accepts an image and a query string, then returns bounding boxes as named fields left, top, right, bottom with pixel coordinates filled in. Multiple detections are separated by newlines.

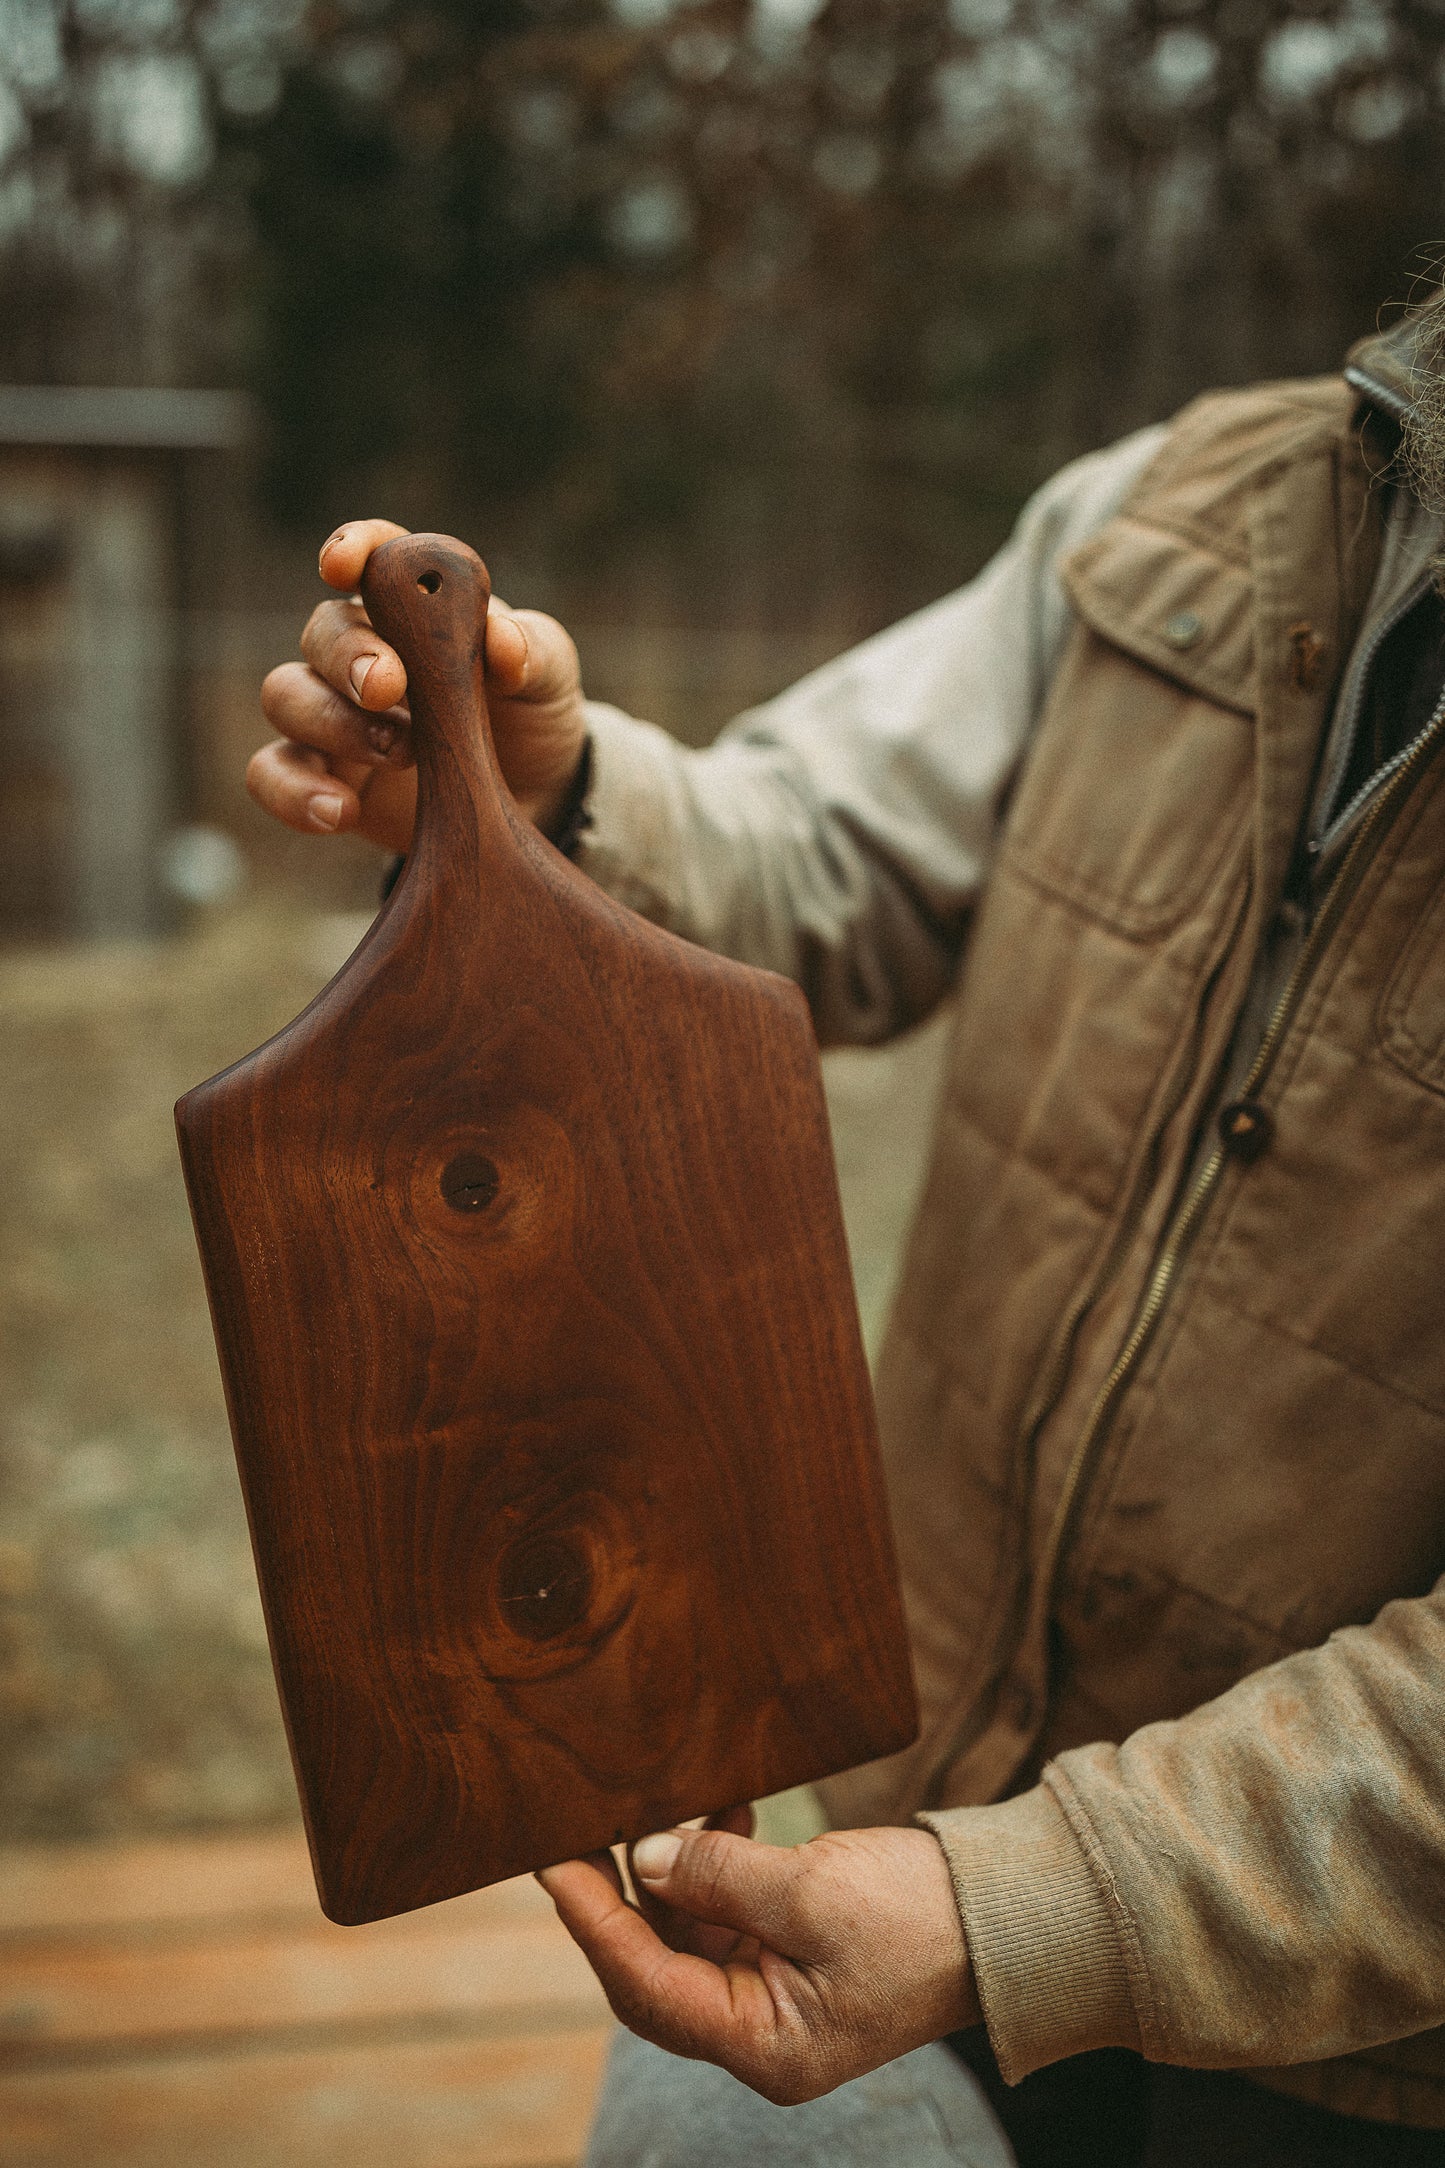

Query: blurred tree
left=0, top=0, right=1441, bottom=532
left=226, top=0, right=1443, bottom=528
left=0, top=1, right=296, bottom=385
left=1051, top=0, right=1445, bottom=437
left=234, top=1, right=612, bottom=520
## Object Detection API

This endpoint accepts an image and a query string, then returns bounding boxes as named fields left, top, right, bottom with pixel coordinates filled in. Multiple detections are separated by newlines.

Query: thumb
left=485, top=603, right=580, bottom=706
left=630, top=1827, right=813, bottom=1953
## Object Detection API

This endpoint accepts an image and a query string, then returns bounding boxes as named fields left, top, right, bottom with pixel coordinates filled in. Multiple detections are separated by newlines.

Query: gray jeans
left=582, top=2028, right=1018, bottom=2168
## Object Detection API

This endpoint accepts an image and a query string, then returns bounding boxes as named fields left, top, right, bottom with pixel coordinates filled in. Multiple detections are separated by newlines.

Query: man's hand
left=248, top=518, right=590, bottom=855
left=538, top=1816, right=980, bottom=2106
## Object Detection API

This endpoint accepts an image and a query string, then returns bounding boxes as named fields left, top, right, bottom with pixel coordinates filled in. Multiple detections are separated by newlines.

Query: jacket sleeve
left=920, top=1577, right=1445, bottom=2081
left=571, top=427, right=1165, bottom=1047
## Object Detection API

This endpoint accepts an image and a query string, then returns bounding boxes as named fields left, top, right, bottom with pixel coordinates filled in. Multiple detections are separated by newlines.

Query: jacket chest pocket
left=1002, top=631, right=1254, bottom=942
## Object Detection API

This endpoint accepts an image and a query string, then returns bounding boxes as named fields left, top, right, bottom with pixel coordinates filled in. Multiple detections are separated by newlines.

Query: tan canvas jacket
left=574, top=317, right=1445, bottom=2128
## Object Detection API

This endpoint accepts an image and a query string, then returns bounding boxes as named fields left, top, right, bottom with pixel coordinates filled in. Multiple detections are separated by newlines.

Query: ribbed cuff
left=542, top=734, right=594, bottom=860
left=918, top=1781, right=1142, bottom=2084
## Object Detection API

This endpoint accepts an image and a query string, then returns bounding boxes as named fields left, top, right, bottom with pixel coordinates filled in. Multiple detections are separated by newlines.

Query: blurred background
left=1, top=0, right=1444, bottom=2161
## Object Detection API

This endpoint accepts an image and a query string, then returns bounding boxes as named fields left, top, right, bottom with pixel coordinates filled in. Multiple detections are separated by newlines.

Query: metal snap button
left=1218, top=1098, right=1274, bottom=1163
left=1163, top=610, right=1204, bottom=650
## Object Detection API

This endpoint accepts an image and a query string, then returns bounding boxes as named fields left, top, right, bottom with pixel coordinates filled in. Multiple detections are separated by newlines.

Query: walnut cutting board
left=176, top=534, right=917, bottom=1926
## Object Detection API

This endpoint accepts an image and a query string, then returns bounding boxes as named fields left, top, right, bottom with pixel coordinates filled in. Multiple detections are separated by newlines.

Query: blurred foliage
left=240, top=4, right=605, bottom=517
left=0, top=0, right=1443, bottom=529
left=233, top=0, right=1077, bottom=525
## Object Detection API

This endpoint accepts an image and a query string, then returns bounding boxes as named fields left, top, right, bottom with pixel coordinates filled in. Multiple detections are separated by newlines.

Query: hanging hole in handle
left=417, top=569, right=442, bottom=594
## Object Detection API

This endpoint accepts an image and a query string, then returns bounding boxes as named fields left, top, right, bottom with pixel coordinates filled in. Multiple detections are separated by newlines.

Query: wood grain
left=4, top=2030, right=610, bottom=2168
left=175, top=534, right=916, bottom=1925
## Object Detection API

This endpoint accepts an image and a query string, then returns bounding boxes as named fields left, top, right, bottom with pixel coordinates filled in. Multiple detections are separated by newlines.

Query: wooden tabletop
left=0, top=1828, right=612, bottom=2168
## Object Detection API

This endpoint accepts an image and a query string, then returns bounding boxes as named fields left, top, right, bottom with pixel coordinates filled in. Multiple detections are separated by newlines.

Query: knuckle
left=261, top=662, right=313, bottom=723
left=244, top=746, right=272, bottom=800
left=260, top=668, right=310, bottom=732
left=301, top=600, right=361, bottom=662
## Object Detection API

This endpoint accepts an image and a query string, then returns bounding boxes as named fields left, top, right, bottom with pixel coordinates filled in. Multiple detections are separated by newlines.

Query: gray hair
left=1401, top=285, right=1445, bottom=524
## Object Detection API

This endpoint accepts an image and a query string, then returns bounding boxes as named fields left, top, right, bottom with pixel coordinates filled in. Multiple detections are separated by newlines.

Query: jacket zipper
left=1311, top=571, right=1433, bottom=853
left=1032, top=685, right=1445, bottom=1607
left=1342, top=360, right=1413, bottom=429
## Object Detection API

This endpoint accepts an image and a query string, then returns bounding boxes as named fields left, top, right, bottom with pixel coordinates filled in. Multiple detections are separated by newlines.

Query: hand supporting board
left=177, top=535, right=917, bottom=1924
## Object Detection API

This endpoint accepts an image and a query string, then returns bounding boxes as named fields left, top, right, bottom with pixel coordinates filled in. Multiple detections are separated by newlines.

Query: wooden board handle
left=360, top=532, right=513, bottom=888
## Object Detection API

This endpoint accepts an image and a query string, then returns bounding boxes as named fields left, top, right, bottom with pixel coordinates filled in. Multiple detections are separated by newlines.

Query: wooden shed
left=0, top=387, right=248, bottom=942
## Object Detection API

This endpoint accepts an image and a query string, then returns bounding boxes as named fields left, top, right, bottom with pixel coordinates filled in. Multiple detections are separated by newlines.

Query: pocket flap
left=1061, top=516, right=1256, bottom=719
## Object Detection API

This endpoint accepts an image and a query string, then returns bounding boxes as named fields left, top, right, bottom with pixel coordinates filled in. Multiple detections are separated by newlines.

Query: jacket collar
left=1344, top=311, right=1433, bottom=430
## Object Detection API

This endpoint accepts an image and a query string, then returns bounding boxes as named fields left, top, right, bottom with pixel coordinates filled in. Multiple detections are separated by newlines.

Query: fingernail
left=632, top=1832, right=683, bottom=1883
left=351, top=654, right=377, bottom=700
left=310, top=792, right=344, bottom=832
left=367, top=718, right=396, bottom=755
left=320, top=525, right=350, bottom=560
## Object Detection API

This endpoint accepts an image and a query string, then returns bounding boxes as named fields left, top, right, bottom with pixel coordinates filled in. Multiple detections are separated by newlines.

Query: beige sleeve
left=573, top=426, right=1166, bottom=1047
left=921, top=1577, right=1445, bottom=2082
